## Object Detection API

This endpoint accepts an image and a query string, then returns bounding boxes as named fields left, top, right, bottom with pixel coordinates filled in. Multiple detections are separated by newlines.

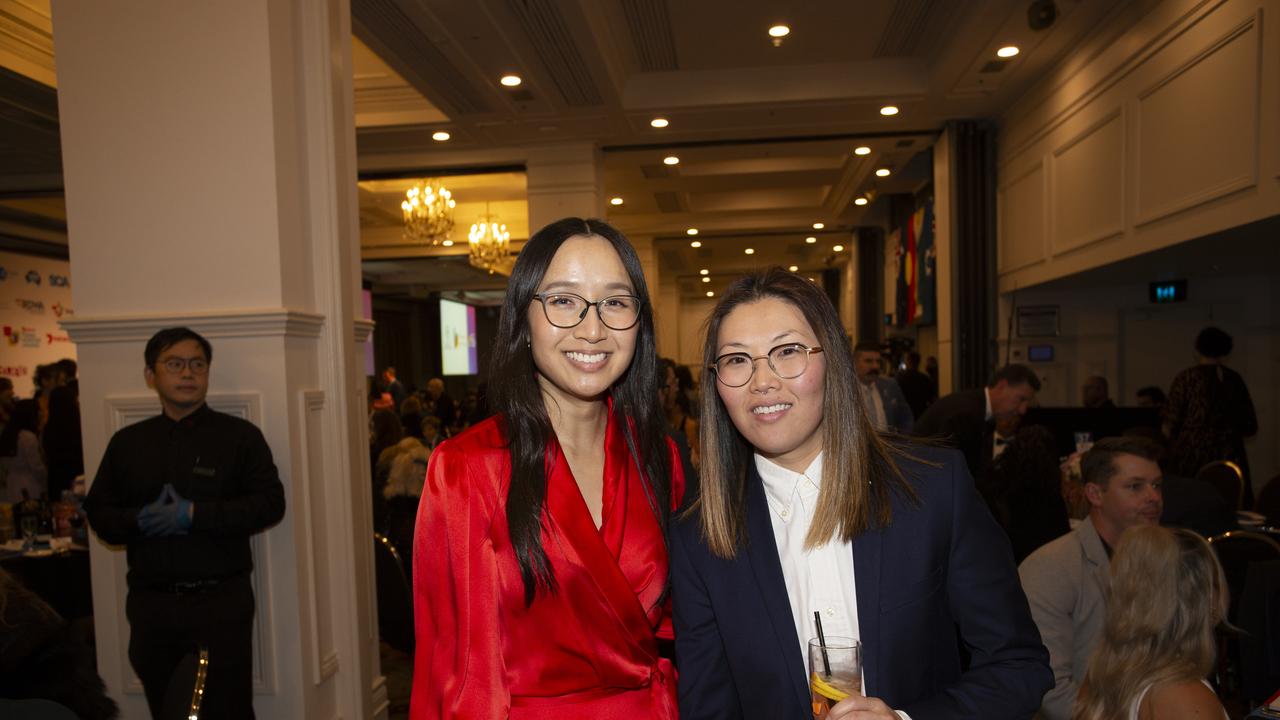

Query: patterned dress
left=1163, top=363, right=1257, bottom=500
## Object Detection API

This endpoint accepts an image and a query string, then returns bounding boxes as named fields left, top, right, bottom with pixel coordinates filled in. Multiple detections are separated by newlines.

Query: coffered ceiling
left=0, top=0, right=1140, bottom=299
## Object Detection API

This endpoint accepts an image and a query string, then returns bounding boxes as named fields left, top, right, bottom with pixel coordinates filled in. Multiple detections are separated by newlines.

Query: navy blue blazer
left=670, top=446, right=1052, bottom=719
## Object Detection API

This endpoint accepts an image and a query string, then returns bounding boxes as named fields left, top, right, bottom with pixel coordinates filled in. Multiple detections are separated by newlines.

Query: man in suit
left=1018, top=436, right=1164, bottom=720
left=894, top=351, right=935, bottom=420
left=853, top=342, right=914, bottom=433
left=914, top=364, right=1040, bottom=481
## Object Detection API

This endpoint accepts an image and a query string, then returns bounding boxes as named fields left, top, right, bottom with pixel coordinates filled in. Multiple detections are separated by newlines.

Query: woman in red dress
left=410, top=218, right=683, bottom=719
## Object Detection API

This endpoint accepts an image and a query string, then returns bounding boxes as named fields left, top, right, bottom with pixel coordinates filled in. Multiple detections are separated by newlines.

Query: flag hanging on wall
left=884, top=228, right=901, bottom=326
left=912, top=199, right=936, bottom=325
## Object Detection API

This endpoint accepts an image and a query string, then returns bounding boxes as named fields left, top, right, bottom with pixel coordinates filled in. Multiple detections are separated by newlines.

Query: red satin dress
left=409, top=411, right=683, bottom=719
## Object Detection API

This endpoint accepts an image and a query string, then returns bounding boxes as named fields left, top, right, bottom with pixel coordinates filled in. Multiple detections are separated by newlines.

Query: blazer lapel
left=852, top=525, right=883, bottom=698
left=744, top=464, right=811, bottom=710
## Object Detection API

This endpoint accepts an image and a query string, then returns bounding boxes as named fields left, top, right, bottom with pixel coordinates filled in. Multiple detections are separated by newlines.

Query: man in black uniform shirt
left=83, top=327, right=285, bottom=719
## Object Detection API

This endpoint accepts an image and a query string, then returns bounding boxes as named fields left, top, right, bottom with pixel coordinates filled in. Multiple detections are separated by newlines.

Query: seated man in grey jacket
left=1018, top=436, right=1164, bottom=720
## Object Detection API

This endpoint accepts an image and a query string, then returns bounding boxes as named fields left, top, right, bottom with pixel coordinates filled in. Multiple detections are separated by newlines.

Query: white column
left=52, top=1, right=381, bottom=719
left=526, top=142, right=604, bottom=232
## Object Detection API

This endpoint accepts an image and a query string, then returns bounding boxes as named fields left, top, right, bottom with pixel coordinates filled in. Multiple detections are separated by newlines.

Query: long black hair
left=489, top=217, right=671, bottom=605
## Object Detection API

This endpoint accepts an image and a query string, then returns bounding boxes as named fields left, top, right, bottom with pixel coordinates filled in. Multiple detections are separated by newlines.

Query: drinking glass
left=20, top=515, right=38, bottom=552
left=808, top=636, right=861, bottom=717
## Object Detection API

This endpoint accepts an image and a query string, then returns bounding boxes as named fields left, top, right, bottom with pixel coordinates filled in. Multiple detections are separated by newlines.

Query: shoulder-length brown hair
left=694, top=267, right=918, bottom=558
left=1073, top=526, right=1229, bottom=720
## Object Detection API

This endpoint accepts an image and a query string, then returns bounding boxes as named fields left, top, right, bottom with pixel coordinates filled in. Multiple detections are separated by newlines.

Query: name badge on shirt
left=192, top=465, right=217, bottom=478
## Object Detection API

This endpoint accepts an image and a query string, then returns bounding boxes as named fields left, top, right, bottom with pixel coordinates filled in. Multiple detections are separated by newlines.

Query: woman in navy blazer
left=670, top=269, right=1052, bottom=719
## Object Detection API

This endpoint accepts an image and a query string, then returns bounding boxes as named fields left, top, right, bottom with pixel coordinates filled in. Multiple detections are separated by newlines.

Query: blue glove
left=137, top=484, right=194, bottom=537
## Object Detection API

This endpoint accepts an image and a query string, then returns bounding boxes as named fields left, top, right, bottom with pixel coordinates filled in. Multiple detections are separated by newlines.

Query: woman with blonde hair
left=1074, top=525, right=1229, bottom=720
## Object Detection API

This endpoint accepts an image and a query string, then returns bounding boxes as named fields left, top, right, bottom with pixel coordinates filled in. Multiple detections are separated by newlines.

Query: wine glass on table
left=808, top=635, right=861, bottom=718
left=20, top=514, right=38, bottom=552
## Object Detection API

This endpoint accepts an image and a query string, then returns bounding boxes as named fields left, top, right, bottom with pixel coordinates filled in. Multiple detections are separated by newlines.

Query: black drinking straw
left=813, top=611, right=831, bottom=677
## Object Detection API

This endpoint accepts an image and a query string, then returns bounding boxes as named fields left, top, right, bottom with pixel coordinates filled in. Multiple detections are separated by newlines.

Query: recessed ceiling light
left=744, top=248, right=755, bottom=255
left=788, top=265, right=799, bottom=272
left=805, top=236, right=817, bottom=244
left=880, top=105, right=899, bottom=116
left=876, top=168, right=891, bottom=177
left=997, top=46, right=1020, bottom=58
left=690, top=240, right=702, bottom=248
left=706, top=291, right=715, bottom=297
left=809, top=277, right=817, bottom=282
left=813, top=222, right=825, bottom=229
left=651, top=117, right=669, bottom=128
left=609, top=197, right=624, bottom=206
left=699, top=268, right=709, bottom=275
left=768, top=24, right=790, bottom=38
left=500, top=74, right=522, bottom=87
left=854, top=146, right=871, bottom=156
left=833, top=245, right=845, bottom=252
left=702, top=277, right=711, bottom=283
left=687, top=228, right=698, bottom=235
left=663, top=156, right=680, bottom=165
left=441, top=239, right=454, bottom=247
left=854, top=197, right=869, bottom=206
left=431, top=131, right=450, bottom=142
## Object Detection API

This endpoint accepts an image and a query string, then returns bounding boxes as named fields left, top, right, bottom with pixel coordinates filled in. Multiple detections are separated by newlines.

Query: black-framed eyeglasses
left=709, top=343, right=824, bottom=387
left=533, top=292, right=642, bottom=331
left=157, top=357, right=209, bottom=375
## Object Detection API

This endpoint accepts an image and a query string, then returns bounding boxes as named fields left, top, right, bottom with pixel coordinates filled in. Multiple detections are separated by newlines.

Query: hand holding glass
left=808, top=636, right=861, bottom=718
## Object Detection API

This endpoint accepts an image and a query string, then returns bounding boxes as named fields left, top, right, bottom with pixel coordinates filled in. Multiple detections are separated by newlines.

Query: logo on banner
left=0, top=366, right=29, bottom=378
left=46, top=333, right=70, bottom=344
left=24, top=270, right=40, bottom=285
left=3, top=326, right=39, bottom=348
left=15, top=299, right=45, bottom=314
left=49, top=274, right=70, bottom=288
left=52, top=302, right=74, bottom=318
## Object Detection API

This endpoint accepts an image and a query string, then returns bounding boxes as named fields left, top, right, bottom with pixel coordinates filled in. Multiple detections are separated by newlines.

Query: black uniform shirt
left=83, top=403, right=285, bottom=589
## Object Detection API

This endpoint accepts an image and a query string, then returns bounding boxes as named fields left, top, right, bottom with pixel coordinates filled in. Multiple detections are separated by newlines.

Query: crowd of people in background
left=0, top=359, right=84, bottom=510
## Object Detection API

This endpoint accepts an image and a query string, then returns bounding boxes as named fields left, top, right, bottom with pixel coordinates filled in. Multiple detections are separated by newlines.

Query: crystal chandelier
left=401, top=180, right=456, bottom=244
left=468, top=210, right=511, bottom=274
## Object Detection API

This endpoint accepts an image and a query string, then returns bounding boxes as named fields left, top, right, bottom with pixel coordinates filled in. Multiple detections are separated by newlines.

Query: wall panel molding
left=1133, top=15, right=1260, bottom=226
left=1001, top=0, right=1231, bottom=164
left=995, top=0, right=1277, bottom=292
left=62, top=308, right=326, bottom=344
left=297, top=389, right=339, bottom=685
left=1049, top=107, right=1126, bottom=254
left=997, top=160, right=1047, bottom=274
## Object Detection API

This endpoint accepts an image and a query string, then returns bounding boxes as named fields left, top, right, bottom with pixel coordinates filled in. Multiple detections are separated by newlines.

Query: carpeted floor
left=380, top=641, right=413, bottom=720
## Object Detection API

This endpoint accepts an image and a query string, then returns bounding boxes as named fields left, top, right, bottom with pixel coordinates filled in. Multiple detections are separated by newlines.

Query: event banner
left=0, top=250, right=76, bottom=397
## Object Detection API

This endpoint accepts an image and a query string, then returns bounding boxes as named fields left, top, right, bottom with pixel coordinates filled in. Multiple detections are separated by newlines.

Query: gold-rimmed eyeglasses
left=533, top=292, right=642, bottom=331
left=709, top=343, right=823, bottom=387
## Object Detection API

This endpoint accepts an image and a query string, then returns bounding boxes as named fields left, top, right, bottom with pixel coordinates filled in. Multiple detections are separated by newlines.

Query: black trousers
left=126, top=576, right=255, bottom=720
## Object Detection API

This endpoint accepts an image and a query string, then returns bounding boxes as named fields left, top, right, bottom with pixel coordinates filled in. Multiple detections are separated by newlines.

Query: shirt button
left=825, top=607, right=835, bottom=617
left=780, top=509, right=790, bottom=519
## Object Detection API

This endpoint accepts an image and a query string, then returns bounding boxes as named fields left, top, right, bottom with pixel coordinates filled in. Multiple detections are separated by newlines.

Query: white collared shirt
left=864, top=380, right=889, bottom=431
left=755, top=452, right=861, bottom=678
left=756, top=453, right=913, bottom=719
